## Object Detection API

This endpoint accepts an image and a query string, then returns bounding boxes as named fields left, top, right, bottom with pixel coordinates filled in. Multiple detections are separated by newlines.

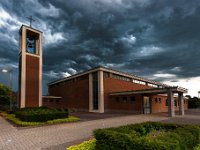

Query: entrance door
left=143, top=96, right=151, bottom=114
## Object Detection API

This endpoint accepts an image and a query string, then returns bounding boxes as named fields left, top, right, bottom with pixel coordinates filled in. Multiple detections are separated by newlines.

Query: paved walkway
left=0, top=110, right=199, bottom=150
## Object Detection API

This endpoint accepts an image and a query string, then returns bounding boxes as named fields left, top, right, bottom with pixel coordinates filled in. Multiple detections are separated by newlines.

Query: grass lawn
left=0, top=111, right=80, bottom=127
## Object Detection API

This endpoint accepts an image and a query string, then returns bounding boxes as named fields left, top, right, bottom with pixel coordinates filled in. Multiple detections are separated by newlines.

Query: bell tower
left=19, top=25, right=42, bottom=108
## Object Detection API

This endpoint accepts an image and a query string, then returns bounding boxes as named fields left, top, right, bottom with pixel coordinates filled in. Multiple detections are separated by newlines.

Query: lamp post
left=1, top=68, right=13, bottom=111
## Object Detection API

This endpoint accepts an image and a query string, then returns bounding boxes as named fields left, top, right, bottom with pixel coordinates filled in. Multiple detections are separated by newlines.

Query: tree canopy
left=0, top=84, right=11, bottom=105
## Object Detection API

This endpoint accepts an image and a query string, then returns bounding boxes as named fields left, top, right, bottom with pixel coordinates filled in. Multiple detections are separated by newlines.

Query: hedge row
left=14, top=107, right=68, bottom=122
left=94, top=122, right=200, bottom=150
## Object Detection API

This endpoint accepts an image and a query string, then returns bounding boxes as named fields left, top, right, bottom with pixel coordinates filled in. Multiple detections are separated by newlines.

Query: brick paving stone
left=0, top=109, right=199, bottom=150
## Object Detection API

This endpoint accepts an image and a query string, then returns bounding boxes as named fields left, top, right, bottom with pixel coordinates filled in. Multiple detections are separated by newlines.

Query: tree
left=0, top=84, right=11, bottom=106
left=187, top=95, right=200, bottom=108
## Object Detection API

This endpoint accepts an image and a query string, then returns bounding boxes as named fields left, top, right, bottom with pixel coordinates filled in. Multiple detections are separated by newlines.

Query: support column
left=89, top=73, right=93, bottom=112
left=39, top=34, right=43, bottom=107
left=168, top=89, right=175, bottom=117
left=98, top=70, right=104, bottom=113
left=178, top=92, right=184, bottom=115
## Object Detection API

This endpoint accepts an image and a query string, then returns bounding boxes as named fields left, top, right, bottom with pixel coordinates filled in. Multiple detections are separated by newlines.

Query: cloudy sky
left=0, top=0, right=200, bottom=96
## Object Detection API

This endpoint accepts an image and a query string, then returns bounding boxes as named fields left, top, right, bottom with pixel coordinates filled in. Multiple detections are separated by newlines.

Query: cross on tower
left=27, top=16, right=35, bottom=27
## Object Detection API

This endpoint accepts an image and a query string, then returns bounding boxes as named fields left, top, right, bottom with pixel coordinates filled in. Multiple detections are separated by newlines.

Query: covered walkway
left=110, top=86, right=188, bottom=117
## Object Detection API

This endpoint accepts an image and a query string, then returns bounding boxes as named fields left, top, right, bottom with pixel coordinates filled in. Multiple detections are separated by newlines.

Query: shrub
left=94, top=122, right=200, bottom=150
left=194, top=144, right=200, bottom=150
left=67, top=139, right=96, bottom=150
left=0, top=111, right=80, bottom=126
left=14, top=107, right=68, bottom=122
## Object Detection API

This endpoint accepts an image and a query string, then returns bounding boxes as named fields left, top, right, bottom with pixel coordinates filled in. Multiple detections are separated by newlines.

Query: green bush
left=194, top=144, right=200, bottom=150
left=14, top=107, right=68, bottom=122
left=67, top=139, right=96, bottom=150
left=0, top=84, right=11, bottom=112
left=0, top=111, right=80, bottom=126
left=94, top=122, right=200, bottom=150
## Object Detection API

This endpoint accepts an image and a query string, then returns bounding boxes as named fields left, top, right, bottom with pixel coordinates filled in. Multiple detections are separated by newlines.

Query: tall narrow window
left=166, top=99, right=168, bottom=106
left=92, top=72, right=99, bottom=110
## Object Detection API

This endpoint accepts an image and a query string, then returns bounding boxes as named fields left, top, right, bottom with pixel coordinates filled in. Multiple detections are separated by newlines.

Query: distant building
left=44, top=66, right=188, bottom=117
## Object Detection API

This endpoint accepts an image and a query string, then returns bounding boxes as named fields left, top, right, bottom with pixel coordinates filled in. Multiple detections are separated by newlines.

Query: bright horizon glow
left=164, top=77, right=200, bottom=97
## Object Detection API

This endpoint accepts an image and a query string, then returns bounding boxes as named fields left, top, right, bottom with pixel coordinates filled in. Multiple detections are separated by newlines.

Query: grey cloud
left=0, top=0, right=200, bottom=94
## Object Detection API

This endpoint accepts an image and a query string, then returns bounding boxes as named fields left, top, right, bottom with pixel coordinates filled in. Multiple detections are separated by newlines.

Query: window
left=131, top=96, right=135, bottom=102
left=155, top=98, right=158, bottom=103
left=50, top=99, right=53, bottom=102
left=43, top=99, right=48, bottom=103
left=166, top=99, right=168, bottom=106
left=92, top=72, right=99, bottom=110
left=158, top=98, right=161, bottom=103
left=132, top=80, right=146, bottom=85
left=104, top=72, right=109, bottom=78
left=148, top=83, right=158, bottom=87
left=122, top=97, right=128, bottom=103
left=112, top=74, right=131, bottom=82
left=116, top=97, right=119, bottom=102
left=56, top=99, right=59, bottom=103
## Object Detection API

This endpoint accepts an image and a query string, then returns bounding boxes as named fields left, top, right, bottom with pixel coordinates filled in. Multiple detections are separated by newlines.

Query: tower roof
left=19, top=24, right=43, bottom=34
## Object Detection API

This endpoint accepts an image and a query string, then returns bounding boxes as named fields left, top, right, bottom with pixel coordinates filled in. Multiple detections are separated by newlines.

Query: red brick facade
left=45, top=68, right=188, bottom=114
left=150, top=95, right=188, bottom=113
left=46, top=75, right=89, bottom=111
left=25, top=55, right=40, bottom=107
left=103, top=75, right=151, bottom=113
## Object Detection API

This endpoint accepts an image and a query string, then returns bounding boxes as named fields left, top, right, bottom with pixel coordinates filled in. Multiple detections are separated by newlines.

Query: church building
left=17, top=24, right=187, bottom=117
left=44, top=66, right=188, bottom=117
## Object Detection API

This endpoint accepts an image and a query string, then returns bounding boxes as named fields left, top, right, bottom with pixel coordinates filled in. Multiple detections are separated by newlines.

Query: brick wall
left=46, top=71, right=188, bottom=114
left=105, top=95, right=144, bottom=113
left=103, top=76, right=152, bottom=112
left=103, top=75, right=188, bottom=113
left=25, top=55, right=39, bottom=107
left=48, top=75, right=89, bottom=110
left=42, top=98, right=62, bottom=109
left=151, top=95, right=188, bottom=113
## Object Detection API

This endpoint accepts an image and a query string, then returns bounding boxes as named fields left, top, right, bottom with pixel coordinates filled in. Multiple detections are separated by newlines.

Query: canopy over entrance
left=110, top=86, right=188, bottom=117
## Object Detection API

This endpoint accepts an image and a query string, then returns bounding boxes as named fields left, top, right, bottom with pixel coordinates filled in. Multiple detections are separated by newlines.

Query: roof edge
left=47, top=66, right=174, bottom=88
left=19, top=24, right=43, bottom=33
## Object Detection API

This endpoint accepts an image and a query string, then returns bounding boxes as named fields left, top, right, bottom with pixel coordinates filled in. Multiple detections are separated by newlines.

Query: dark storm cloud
left=0, top=0, right=200, bottom=93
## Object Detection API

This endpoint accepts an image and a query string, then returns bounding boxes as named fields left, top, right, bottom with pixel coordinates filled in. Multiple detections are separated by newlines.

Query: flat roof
left=110, top=86, right=188, bottom=96
left=47, top=66, right=184, bottom=89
